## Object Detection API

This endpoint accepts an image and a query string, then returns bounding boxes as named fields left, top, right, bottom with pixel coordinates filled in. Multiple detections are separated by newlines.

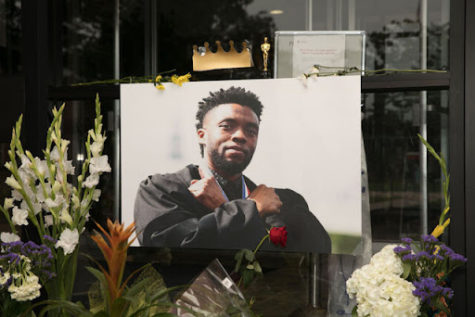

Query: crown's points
left=216, top=40, right=224, bottom=52
left=192, top=40, right=253, bottom=71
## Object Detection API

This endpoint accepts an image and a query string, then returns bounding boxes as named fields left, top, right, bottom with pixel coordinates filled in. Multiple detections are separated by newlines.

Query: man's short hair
left=196, top=86, right=264, bottom=156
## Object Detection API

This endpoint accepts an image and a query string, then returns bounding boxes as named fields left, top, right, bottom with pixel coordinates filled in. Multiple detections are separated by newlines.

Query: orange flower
left=90, top=219, right=136, bottom=307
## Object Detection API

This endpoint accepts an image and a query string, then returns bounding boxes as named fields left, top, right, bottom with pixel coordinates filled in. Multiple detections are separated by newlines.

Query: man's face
left=197, top=103, right=260, bottom=177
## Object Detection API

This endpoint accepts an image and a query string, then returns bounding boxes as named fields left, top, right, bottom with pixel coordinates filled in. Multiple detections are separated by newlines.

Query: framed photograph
left=274, top=31, right=366, bottom=78
left=121, top=77, right=361, bottom=253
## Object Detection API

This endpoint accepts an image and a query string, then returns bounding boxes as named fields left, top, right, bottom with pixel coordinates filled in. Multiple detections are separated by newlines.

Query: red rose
left=269, top=226, right=287, bottom=247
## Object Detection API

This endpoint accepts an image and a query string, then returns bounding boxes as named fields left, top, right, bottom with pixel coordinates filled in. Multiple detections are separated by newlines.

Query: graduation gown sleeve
left=134, top=167, right=268, bottom=249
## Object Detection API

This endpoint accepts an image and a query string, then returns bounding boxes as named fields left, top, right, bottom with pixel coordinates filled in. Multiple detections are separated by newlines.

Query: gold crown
left=192, top=40, right=253, bottom=71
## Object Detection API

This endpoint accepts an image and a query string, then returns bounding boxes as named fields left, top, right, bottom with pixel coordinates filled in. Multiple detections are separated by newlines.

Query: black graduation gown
left=134, top=164, right=331, bottom=253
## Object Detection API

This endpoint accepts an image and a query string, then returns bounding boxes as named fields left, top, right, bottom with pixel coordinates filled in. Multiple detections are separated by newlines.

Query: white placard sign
left=121, top=77, right=361, bottom=252
left=292, top=35, right=346, bottom=77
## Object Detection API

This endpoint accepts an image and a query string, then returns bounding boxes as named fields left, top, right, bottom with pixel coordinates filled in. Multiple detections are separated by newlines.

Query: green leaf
left=244, top=249, right=255, bottom=262
left=234, top=249, right=245, bottom=272
left=351, top=305, right=358, bottom=317
left=242, top=269, right=255, bottom=288
left=253, top=261, right=262, bottom=274
left=402, top=262, right=412, bottom=279
left=110, top=297, right=130, bottom=317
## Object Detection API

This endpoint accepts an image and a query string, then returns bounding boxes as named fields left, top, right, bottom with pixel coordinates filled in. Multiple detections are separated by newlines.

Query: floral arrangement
left=233, top=226, right=287, bottom=288
left=346, top=245, right=421, bottom=317
left=34, top=219, right=175, bottom=317
left=394, top=236, right=466, bottom=316
left=0, top=95, right=110, bottom=313
left=0, top=239, right=55, bottom=315
left=346, top=135, right=467, bottom=317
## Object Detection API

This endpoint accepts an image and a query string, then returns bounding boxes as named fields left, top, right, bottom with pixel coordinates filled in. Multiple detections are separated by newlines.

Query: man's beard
left=210, top=148, right=254, bottom=176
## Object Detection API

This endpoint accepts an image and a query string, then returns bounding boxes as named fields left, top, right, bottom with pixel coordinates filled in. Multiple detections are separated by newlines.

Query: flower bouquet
left=0, top=239, right=55, bottom=316
left=0, top=95, right=110, bottom=314
left=346, top=136, right=467, bottom=317
left=33, top=219, right=178, bottom=317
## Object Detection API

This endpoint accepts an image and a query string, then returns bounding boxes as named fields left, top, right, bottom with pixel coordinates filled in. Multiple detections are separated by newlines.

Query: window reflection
left=0, top=0, right=21, bottom=75
left=363, top=90, right=448, bottom=241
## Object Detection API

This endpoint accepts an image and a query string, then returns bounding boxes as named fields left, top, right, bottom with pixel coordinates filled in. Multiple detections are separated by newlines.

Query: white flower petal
left=82, top=173, right=99, bottom=188
left=90, top=141, right=104, bottom=158
left=44, top=215, right=53, bottom=226
left=55, top=228, right=79, bottom=255
left=12, top=206, right=28, bottom=226
left=5, top=176, right=21, bottom=190
left=3, top=198, right=14, bottom=210
left=92, top=189, right=101, bottom=202
left=0, top=232, right=20, bottom=243
left=89, top=155, right=111, bottom=174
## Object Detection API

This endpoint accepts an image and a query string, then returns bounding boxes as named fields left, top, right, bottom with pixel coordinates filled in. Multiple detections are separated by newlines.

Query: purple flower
left=0, top=239, right=55, bottom=282
left=401, top=237, right=413, bottom=244
left=413, top=277, right=455, bottom=305
left=394, top=245, right=411, bottom=254
left=402, top=253, right=417, bottom=261
left=415, top=251, right=433, bottom=260
left=422, top=234, right=438, bottom=243
left=449, top=253, right=467, bottom=263
left=434, top=254, right=444, bottom=261
left=413, top=277, right=443, bottom=304
left=43, top=235, right=57, bottom=243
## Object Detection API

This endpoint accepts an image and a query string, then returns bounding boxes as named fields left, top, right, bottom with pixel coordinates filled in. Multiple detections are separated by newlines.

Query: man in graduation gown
left=134, top=87, right=331, bottom=253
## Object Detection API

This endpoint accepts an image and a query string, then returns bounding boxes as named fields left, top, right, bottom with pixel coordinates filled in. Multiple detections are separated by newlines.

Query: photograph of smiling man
left=134, top=86, right=330, bottom=252
left=121, top=77, right=361, bottom=253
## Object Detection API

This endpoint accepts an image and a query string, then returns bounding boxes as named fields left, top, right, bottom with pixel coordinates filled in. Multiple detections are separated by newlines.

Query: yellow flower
left=171, top=73, right=191, bottom=86
left=154, top=75, right=165, bottom=90
left=431, top=218, right=450, bottom=238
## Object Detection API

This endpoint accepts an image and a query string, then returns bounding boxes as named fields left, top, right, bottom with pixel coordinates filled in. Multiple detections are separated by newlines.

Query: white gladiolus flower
left=82, top=173, right=99, bottom=188
left=11, top=190, right=22, bottom=201
left=50, top=146, right=60, bottom=162
left=0, top=232, right=20, bottom=243
left=12, top=207, right=28, bottom=226
left=60, top=139, right=70, bottom=153
left=35, top=183, right=51, bottom=203
left=44, top=215, right=53, bottom=226
left=19, top=154, right=31, bottom=169
left=92, top=189, right=101, bottom=202
left=64, top=160, right=75, bottom=174
left=4, top=161, right=12, bottom=171
left=34, top=158, right=49, bottom=179
left=32, top=203, right=42, bottom=215
left=90, top=141, right=104, bottom=157
left=5, top=176, right=21, bottom=190
left=23, top=186, right=35, bottom=203
left=72, top=194, right=80, bottom=209
left=52, top=181, right=62, bottom=194
left=59, top=206, right=73, bottom=225
left=55, top=228, right=79, bottom=255
left=89, top=155, right=111, bottom=174
left=45, top=194, right=66, bottom=210
left=3, top=198, right=14, bottom=209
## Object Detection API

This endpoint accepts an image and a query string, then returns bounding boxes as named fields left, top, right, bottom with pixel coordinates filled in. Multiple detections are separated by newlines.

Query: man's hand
left=248, top=185, right=282, bottom=217
left=188, top=176, right=227, bottom=210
